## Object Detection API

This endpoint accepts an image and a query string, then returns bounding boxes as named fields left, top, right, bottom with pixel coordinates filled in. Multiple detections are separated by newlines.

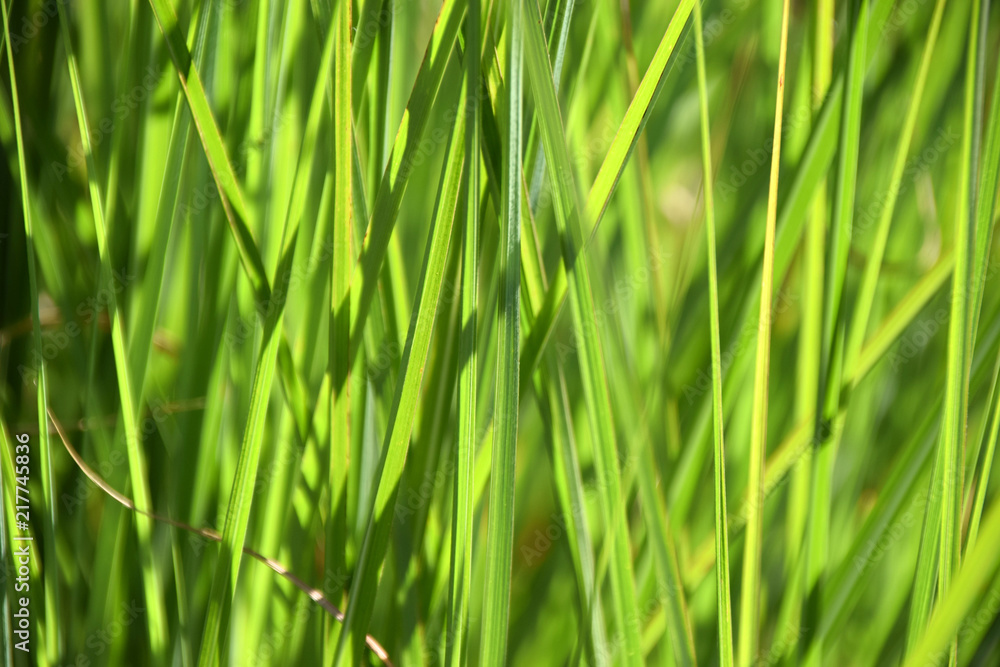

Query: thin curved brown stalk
left=45, top=407, right=393, bottom=667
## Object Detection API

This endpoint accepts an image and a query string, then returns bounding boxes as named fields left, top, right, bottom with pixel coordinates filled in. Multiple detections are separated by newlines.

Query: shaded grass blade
left=521, top=1, right=642, bottom=663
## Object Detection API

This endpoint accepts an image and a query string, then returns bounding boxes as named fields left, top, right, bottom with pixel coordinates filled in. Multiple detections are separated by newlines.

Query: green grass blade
left=345, top=0, right=465, bottom=376
left=197, top=5, right=342, bottom=661
left=738, top=1, right=791, bottom=663
left=518, top=0, right=694, bottom=378
left=692, top=1, right=732, bottom=663
left=902, top=498, right=1000, bottom=667
left=843, top=0, right=947, bottom=372
left=335, top=80, right=466, bottom=665
left=521, top=1, right=642, bottom=663
left=480, top=1, right=522, bottom=661
left=1, top=3, right=59, bottom=660
left=934, top=4, right=982, bottom=659
left=446, top=0, right=481, bottom=663
left=803, top=2, right=869, bottom=659
left=53, top=3, right=170, bottom=658
left=326, top=0, right=353, bottom=657
left=145, top=0, right=270, bottom=300
left=965, top=2, right=1000, bottom=557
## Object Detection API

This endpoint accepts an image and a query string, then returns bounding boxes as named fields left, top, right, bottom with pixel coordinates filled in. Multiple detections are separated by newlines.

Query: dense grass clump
left=2, top=0, right=1000, bottom=665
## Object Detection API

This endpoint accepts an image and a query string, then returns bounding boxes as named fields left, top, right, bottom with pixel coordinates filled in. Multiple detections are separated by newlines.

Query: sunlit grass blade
left=197, top=4, right=341, bottom=661
left=518, top=0, right=694, bottom=378
left=335, top=81, right=466, bottom=665
left=920, top=5, right=984, bottom=664
left=480, top=1, right=522, bottom=661
left=325, top=0, right=353, bottom=657
left=635, top=446, right=697, bottom=667
left=902, top=497, right=1000, bottom=667
left=784, top=0, right=833, bottom=652
left=534, top=360, right=609, bottom=666
left=843, top=0, right=947, bottom=373
left=445, top=1, right=481, bottom=663
left=345, top=0, right=465, bottom=374
left=44, top=405, right=395, bottom=663
left=738, top=1, right=790, bottom=663
left=964, top=1, right=1000, bottom=557
left=145, top=0, right=269, bottom=299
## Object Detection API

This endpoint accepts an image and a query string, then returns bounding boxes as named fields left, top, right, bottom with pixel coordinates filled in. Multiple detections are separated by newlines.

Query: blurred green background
left=2, top=0, right=1000, bottom=665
